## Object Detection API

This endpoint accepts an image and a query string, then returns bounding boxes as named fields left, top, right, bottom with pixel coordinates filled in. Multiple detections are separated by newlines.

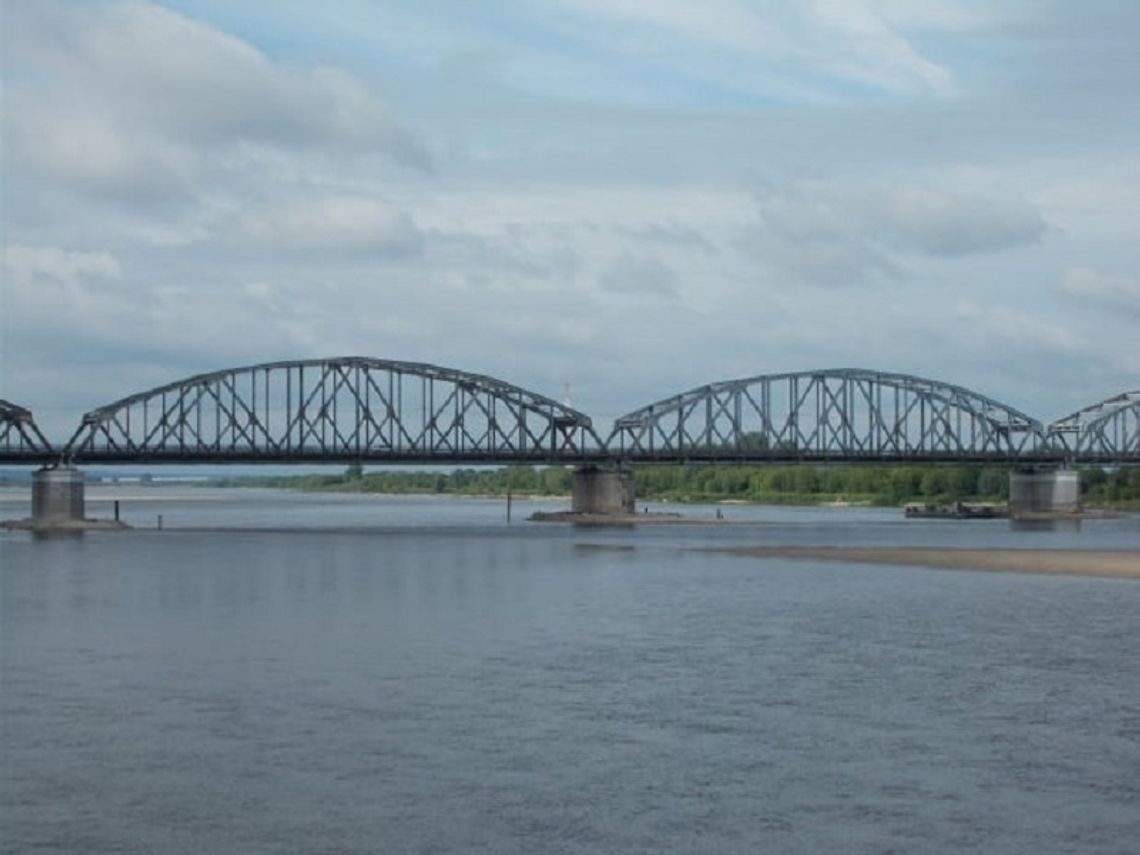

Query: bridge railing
left=62, top=358, right=607, bottom=464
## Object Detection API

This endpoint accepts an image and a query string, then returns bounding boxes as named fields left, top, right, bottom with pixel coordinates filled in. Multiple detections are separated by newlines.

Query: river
left=2, top=488, right=1138, bottom=853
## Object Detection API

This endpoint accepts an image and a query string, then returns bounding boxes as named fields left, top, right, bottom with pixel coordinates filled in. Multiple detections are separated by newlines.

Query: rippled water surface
left=3, top=489, right=1139, bottom=854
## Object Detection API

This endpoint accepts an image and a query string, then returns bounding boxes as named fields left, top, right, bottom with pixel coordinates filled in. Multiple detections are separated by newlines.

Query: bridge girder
left=1046, top=391, right=1140, bottom=463
left=0, top=399, right=55, bottom=462
left=607, top=369, right=1052, bottom=463
left=62, top=357, right=606, bottom=464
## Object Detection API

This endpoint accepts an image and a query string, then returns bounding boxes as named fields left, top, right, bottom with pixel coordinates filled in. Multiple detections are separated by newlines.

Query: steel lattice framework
left=607, top=369, right=1050, bottom=463
left=6, top=362, right=1135, bottom=467
left=0, top=400, right=55, bottom=462
left=1046, top=391, right=1140, bottom=463
left=62, top=358, right=605, bottom=464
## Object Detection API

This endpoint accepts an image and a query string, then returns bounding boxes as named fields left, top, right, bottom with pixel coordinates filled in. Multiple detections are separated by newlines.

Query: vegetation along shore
left=212, top=463, right=1140, bottom=510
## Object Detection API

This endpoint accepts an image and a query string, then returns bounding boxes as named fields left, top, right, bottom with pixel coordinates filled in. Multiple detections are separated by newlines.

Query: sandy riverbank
left=713, top=546, right=1140, bottom=579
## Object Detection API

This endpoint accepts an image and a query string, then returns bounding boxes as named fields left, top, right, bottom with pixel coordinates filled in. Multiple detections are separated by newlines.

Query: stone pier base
left=1009, top=469, right=1080, bottom=518
left=571, top=467, right=635, bottom=515
left=2, top=467, right=127, bottom=532
left=33, top=467, right=86, bottom=523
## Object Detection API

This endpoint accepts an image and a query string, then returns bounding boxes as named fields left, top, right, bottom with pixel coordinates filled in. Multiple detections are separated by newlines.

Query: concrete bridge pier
left=32, top=466, right=86, bottom=525
left=572, top=466, right=635, bottom=515
left=1009, top=468, right=1080, bottom=518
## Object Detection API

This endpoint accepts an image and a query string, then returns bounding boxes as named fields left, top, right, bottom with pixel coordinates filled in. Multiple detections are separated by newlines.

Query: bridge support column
left=32, top=467, right=86, bottom=524
left=572, top=467, right=634, bottom=515
left=1009, top=468, right=1080, bottom=518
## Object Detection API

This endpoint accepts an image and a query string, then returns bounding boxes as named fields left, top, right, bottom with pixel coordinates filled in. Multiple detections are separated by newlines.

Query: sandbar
left=714, top=546, right=1140, bottom=579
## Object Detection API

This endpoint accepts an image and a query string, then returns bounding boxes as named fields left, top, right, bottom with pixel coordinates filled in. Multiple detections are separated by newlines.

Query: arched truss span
left=1046, top=391, right=1140, bottom=462
left=0, top=400, right=55, bottom=460
left=63, top=358, right=604, bottom=463
left=607, top=369, right=1047, bottom=462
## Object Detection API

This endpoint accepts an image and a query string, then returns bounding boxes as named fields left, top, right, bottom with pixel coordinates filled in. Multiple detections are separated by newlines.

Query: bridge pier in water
left=571, top=467, right=635, bottom=515
left=1009, top=468, right=1080, bottom=518
left=32, top=467, right=86, bottom=524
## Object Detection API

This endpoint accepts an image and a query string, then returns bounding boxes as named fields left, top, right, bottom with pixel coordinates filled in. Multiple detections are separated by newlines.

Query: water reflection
left=1010, top=517, right=1083, bottom=533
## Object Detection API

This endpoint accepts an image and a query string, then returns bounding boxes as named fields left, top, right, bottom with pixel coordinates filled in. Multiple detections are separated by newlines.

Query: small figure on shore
left=715, top=508, right=723, bottom=520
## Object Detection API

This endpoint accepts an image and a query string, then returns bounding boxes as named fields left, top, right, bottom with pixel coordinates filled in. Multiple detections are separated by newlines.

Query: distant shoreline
left=711, top=546, right=1140, bottom=579
left=0, top=484, right=1136, bottom=515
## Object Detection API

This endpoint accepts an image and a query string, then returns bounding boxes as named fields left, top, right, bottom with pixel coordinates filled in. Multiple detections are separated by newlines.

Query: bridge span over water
left=4, top=358, right=1136, bottom=526
left=2, top=357, right=1138, bottom=467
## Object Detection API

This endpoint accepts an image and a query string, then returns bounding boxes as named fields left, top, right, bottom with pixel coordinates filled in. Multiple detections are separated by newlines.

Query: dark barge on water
left=904, top=502, right=1010, bottom=520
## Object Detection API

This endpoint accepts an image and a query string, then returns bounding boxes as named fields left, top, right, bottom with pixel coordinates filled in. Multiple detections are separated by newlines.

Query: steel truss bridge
left=2, top=359, right=1137, bottom=467
left=0, top=400, right=54, bottom=461
left=608, top=371, right=1138, bottom=465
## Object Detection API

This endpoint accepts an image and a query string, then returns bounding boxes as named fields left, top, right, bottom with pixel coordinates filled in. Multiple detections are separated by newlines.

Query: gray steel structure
left=0, top=400, right=54, bottom=461
left=1046, top=391, right=1140, bottom=463
left=2, top=362, right=1137, bottom=466
left=607, top=369, right=1052, bottom=463
left=62, top=358, right=606, bottom=464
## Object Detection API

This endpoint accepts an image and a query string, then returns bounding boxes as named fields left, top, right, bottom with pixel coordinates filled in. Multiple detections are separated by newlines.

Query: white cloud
left=563, top=0, right=778, bottom=54
left=599, top=253, right=679, bottom=296
left=3, top=0, right=428, bottom=207
left=739, top=180, right=1046, bottom=287
left=0, top=0, right=1136, bottom=427
left=867, top=0, right=995, bottom=31
left=3, top=243, right=122, bottom=288
left=243, top=281, right=274, bottom=301
left=1061, top=268, right=1140, bottom=320
left=805, top=0, right=954, bottom=94
left=950, top=299, right=1078, bottom=353
left=240, top=197, right=423, bottom=254
left=561, top=0, right=959, bottom=95
left=872, top=187, right=1046, bottom=256
left=5, top=103, right=192, bottom=203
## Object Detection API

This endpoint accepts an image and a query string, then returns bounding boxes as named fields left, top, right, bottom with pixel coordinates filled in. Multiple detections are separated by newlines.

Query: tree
left=793, top=467, right=819, bottom=494
left=920, top=469, right=949, bottom=497
left=977, top=468, right=1007, bottom=499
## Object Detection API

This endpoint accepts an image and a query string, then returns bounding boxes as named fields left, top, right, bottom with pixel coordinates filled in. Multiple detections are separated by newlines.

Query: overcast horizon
left=2, top=0, right=1137, bottom=442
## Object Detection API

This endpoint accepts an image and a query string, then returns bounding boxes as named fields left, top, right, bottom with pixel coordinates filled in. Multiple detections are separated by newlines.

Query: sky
left=2, top=0, right=1138, bottom=441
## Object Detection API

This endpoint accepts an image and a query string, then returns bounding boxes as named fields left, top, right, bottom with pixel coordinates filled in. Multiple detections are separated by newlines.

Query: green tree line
left=214, top=464, right=1140, bottom=507
left=220, top=465, right=576, bottom=497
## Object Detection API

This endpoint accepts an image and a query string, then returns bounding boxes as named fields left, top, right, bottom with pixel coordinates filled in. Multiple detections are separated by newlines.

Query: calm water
left=3, top=489, right=1139, bottom=854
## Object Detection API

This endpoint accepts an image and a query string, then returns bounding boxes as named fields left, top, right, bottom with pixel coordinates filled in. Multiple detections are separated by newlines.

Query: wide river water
left=2, top=488, right=1138, bottom=854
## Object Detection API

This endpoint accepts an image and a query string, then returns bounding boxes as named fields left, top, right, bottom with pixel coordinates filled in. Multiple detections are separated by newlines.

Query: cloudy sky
left=2, top=0, right=1137, bottom=440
